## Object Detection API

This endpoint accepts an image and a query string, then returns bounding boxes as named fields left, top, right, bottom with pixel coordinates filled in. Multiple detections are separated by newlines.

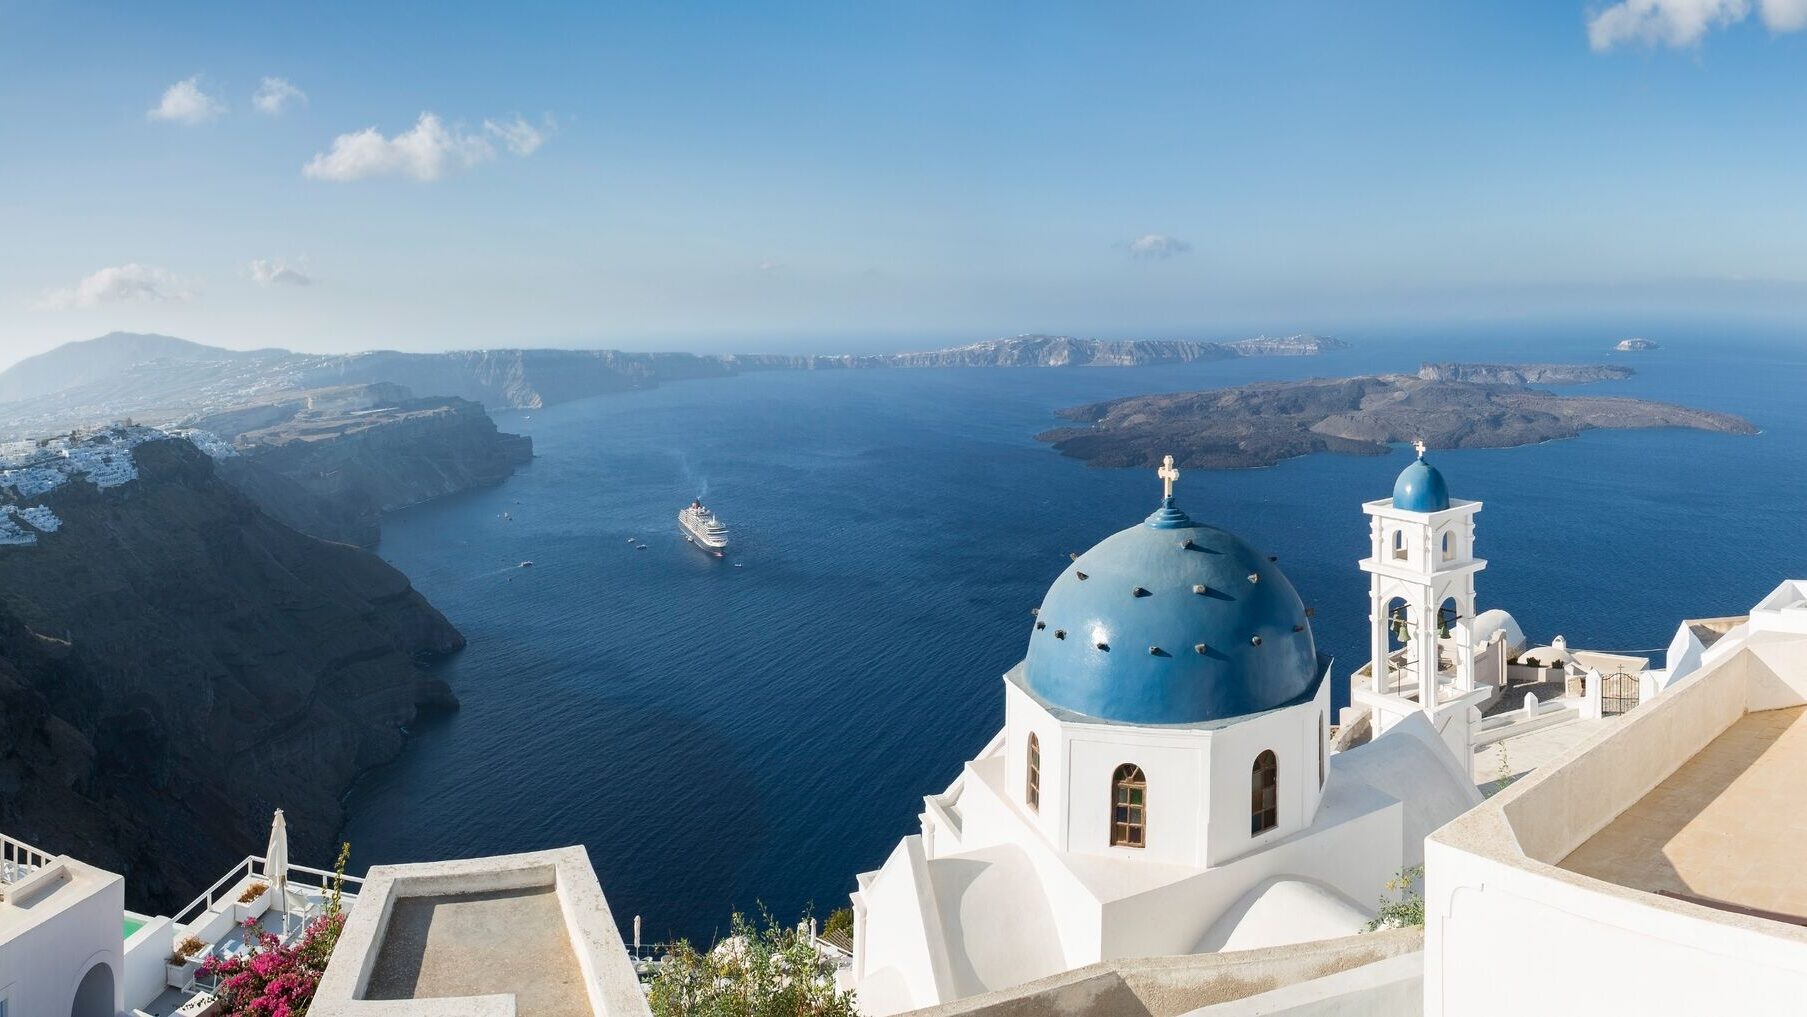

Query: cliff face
left=0, top=437, right=461, bottom=911
left=1416, top=363, right=1632, bottom=385
left=291, top=349, right=735, bottom=409
left=190, top=385, right=534, bottom=547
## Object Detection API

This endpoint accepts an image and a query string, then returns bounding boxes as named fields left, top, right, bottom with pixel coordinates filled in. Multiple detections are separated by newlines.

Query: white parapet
left=311, top=845, right=649, bottom=1017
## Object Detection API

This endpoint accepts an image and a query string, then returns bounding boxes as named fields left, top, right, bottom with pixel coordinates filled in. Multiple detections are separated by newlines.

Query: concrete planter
left=166, top=954, right=202, bottom=988
left=233, top=884, right=272, bottom=924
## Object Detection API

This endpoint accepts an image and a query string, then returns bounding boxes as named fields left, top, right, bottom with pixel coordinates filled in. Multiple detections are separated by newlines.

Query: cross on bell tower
left=1158, top=455, right=1180, bottom=501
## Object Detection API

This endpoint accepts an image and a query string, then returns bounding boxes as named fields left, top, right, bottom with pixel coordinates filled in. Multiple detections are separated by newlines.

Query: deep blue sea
left=341, top=330, right=1807, bottom=946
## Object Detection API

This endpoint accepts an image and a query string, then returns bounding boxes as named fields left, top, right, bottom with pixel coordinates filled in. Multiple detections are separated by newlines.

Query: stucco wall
left=0, top=858, right=124, bottom=1017
left=1102, top=784, right=1400, bottom=960
left=901, top=928, right=1422, bottom=1017
left=1426, top=637, right=1807, bottom=1017
left=1499, top=646, right=1748, bottom=864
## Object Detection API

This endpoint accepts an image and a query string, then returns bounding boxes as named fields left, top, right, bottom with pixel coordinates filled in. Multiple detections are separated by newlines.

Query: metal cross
left=1158, top=454, right=1180, bottom=500
left=1412, top=438, right=1427, bottom=459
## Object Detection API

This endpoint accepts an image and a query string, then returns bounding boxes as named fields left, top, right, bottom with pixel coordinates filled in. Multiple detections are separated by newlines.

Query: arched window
left=1441, top=530, right=1455, bottom=561
left=1391, top=530, right=1407, bottom=561
left=1026, top=733, right=1041, bottom=812
left=1110, top=764, right=1146, bottom=848
left=1252, top=750, right=1278, bottom=835
left=1318, top=715, right=1327, bottom=787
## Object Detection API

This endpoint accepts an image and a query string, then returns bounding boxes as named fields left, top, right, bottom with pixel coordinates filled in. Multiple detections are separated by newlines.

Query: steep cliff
left=189, top=384, right=533, bottom=546
left=0, top=435, right=461, bottom=912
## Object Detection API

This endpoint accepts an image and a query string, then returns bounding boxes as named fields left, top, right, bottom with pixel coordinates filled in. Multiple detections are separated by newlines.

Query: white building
left=0, top=835, right=123, bottom=1017
left=0, top=827, right=648, bottom=1017
left=848, top=456, right=1481, bottom=1015
left=1426, top=578, right=1807, bottom=1016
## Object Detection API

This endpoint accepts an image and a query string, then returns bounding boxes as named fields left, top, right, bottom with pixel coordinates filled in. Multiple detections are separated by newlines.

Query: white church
left=847, top=449, right=1490, bottom=1015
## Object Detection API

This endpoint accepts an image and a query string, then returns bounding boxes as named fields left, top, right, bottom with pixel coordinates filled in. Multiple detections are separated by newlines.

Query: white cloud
left=252, top=77, right=307, bottom=116
left=303, top=112, right=552, bottom=182
left=148, top=77, right=225, bottom=124
left=1124, top=234, right=1193, bottom=260
left=1586, top=0, right=1807, bottom=49
left=483, top=115, right=551, bottom=156
left=37, top=264, right=192, bottom=310
left=1760, top=0, right=1807, bottom=29
left=248, top=259, right=313, bottom=286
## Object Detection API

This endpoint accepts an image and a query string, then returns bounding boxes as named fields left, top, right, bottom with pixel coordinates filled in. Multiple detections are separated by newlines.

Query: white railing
left=0, top=832, right=53, bottom=882
left=172, top=854, right=364, bottom=928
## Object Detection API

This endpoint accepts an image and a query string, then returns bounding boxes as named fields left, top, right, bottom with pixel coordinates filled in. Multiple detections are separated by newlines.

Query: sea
left=340, top=329, right=1807, bottom=946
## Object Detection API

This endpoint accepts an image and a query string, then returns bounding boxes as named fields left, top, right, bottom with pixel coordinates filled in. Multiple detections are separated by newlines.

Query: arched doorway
left=71, top=961, right=114, bottom=1017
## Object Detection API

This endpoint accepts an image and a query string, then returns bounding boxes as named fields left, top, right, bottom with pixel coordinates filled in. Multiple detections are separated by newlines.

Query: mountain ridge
left=0, top=331, right=1348, bottom=437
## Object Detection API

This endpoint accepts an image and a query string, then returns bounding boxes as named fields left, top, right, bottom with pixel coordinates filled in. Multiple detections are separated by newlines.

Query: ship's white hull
left=679, top=510, right=729, bottom=556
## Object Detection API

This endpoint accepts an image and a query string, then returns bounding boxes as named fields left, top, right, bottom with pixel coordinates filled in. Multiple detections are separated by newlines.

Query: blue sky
left=4, top=0, right=1807, bottom=365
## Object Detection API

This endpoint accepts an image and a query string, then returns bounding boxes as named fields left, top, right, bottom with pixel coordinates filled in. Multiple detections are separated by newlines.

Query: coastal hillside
left=0, top=331, right=282, bottom=405
left=1041, top=362, right=1758, bottom=469
left=190, top=383, right=534, bottom=547
left=0, top=430, right=462, bottom=912
left=0, top=331, right=1347, bottom=436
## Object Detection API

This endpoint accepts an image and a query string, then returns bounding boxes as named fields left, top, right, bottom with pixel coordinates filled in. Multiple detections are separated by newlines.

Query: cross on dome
left=1158, top=455, right=1180, bottom=500
left=1412, top=439, right=1427, bottom=459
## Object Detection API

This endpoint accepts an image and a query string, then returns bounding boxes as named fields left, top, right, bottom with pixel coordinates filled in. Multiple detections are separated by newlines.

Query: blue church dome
left=1391, top=446, right=1450, bottom=512
left=1023, top=464, right=1320, bottom=726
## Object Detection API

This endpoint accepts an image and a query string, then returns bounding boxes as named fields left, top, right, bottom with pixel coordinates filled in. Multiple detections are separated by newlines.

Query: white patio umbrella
left=265, top=809, right=290, bottom=938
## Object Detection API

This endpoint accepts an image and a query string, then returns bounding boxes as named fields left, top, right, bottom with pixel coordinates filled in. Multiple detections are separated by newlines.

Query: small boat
left=519, top=561, right=534, bottom=568
left=636, top=544, right=648, bottom=550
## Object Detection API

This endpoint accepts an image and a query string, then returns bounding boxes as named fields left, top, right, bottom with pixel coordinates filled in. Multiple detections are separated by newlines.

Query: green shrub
left=649, top=908, right=858, bottom=1017
left=821, top=907, right=854, bottom=942
left=1365, top=866, right=1426, bottom=931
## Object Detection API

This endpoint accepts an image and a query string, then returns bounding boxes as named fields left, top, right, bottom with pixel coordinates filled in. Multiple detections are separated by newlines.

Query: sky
left=4, top=0, right=1807, bottom=366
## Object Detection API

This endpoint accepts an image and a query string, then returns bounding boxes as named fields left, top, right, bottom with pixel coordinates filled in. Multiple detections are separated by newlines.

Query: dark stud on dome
left=1075, top=571, right=1088, bottom=581
left=1250, top=634, right=1263, bottom=646
left=1304, top=606, right=1316, bottom=618
left=1179, top=538, right=1195, bottom=550
left=1194, top=642, right=1209, bottom=655
left=1149, top=645, right=1167, bottom=656
left=1132, top=586, right=1150, bottom=598
left=1095, top=641, right=1110, bottom=651
left=1054, top=629, right=1066, bottom=639
left=1035, top=621, right=1046, bottom=630
left=1293, top=623, right=1305, bottom=633
left=1268, top=555, right=1278, bottom=562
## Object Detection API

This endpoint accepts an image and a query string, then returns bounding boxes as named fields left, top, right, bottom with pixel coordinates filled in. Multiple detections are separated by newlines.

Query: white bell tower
left=1353, top=442, right=1488, bottom=745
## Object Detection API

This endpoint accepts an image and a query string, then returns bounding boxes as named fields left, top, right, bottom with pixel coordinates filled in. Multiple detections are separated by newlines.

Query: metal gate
left=1601, top=671, right=1639, bottom=716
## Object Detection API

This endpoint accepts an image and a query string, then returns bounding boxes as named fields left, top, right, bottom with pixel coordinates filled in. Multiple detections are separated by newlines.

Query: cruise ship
left=679, top=499, right=729, bottom=556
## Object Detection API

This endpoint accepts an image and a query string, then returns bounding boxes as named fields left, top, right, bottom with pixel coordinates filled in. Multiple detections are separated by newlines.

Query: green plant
left=1490, top=742, right=1516, bottom=796
left=326, top=841, right=349, bottom=918
left=820, top=907, right=854, bottom=942
left=1365, top=866, right=1426, bottom=931
left=649, top=907, right=858, bottom=1017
